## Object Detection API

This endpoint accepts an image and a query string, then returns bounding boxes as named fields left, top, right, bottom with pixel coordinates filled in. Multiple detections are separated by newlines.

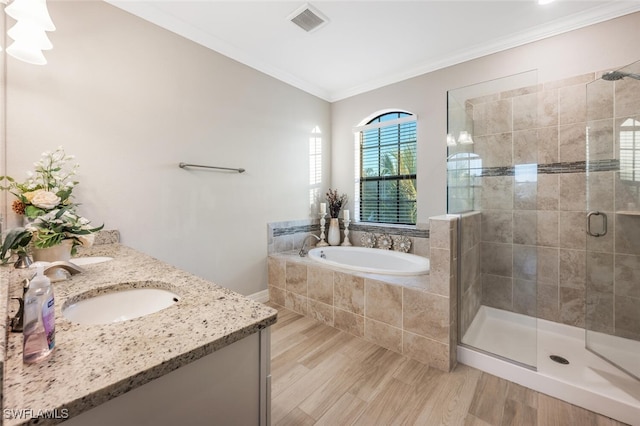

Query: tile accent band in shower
left=463, top=159, right=620, bottom=177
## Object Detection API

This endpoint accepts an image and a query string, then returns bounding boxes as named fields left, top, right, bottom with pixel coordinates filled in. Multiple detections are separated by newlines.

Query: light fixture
left=458, top=131, right=474, bottom=145
left=538, top=0, right=555, bottom=5
left=446, top=133, right=457, bottom=147
left=5, top=0, right=55, bottom=30
left=1, top=0, right=56, bottom=65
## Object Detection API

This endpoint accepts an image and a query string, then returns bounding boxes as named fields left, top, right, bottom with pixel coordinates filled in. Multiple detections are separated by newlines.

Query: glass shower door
left=586, top=59, right=640, bottom=380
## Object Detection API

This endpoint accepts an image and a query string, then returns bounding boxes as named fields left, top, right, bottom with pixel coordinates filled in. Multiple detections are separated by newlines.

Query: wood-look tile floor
left=268, top=303, right=628, bottom=426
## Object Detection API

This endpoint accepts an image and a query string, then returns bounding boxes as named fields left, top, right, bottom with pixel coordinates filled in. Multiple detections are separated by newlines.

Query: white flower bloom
left=31, top=191, right=61, bottom=210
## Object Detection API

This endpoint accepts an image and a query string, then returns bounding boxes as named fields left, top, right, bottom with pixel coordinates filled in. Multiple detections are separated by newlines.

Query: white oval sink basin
left=71, top=256, right=114, bottom=266
left=63, top=288, right=179, bottom=325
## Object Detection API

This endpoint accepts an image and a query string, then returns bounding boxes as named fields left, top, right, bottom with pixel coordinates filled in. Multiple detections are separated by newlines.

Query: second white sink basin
left=63, top=287, right=180, bottom=325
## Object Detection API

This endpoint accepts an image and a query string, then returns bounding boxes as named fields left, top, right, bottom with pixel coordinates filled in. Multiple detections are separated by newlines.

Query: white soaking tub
left=307, top=246, right=429, bottom=276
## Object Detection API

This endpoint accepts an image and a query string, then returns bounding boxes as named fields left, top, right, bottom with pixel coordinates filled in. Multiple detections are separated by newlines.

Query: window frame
left=355, top=111, right=417, bottom=225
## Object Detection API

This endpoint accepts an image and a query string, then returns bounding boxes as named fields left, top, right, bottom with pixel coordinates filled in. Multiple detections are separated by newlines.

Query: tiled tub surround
left=449, top=69, right=640, bottom=341
left=268, top=216, right=457, bottom=372
left=268, top=219, right=430, bottom=257
left=1, top=243, right=277, bottom=425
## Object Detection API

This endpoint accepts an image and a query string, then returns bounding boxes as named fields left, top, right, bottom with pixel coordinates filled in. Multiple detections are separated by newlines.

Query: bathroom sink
left=71, top=256, right=114, bottom=266
left=63, top=287, right=180, bottom=325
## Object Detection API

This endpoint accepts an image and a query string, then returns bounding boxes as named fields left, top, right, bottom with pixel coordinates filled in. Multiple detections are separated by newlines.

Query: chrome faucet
left=44, top=261, right=84, bottom=276
left=299, top=234, right=320, bottom=257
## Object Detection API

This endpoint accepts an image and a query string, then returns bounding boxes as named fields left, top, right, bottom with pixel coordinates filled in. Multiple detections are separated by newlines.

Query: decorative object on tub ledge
left=0, top=146, right=103, bottom=266
left=392, top=235, right=411, bottom=253
left=178, top=162, right=245, bottom=173
left=361, top=232, right=376, bottom=248
left=377, top=233, right=393, bottom=250
left=341, top=210, right=352, bottom=246
left=317, top=210, right=329, bottom=247
left=327, top=218, right=341, bottom=246
left=324, top=189, right=347, bottom=246
left=325, top=188, right=348, bottom=219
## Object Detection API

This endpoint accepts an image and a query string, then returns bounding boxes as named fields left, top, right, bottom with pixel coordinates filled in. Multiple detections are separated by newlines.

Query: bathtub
left=307, top=246, right=429, bottom=276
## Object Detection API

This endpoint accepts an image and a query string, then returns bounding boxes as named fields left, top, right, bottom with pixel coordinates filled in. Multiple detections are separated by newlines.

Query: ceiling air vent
left=288, top=3, right=329, bottom=33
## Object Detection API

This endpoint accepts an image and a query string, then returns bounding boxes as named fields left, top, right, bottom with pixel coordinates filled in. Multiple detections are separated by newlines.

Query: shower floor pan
left=459, top=306, right=640, bottom=425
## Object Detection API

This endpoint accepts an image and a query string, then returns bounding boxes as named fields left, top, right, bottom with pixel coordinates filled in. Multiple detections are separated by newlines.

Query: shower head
left=602, top=70, right=640, bottom=81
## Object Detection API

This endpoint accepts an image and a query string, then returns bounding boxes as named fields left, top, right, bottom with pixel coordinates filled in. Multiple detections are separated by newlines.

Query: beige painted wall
left=4, top=4, right=640, bottom=296
left=4, top=1, right=331, bottom=296
left=331, top=12, right=640, bottom=222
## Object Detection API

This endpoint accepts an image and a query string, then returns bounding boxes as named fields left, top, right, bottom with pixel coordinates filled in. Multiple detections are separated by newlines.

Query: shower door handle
left=587, top=211, right=607, bottom=237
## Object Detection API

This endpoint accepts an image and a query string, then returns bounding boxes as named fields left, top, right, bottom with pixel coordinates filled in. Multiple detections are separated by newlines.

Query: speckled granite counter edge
left=59, top=317, right=275, bottom=421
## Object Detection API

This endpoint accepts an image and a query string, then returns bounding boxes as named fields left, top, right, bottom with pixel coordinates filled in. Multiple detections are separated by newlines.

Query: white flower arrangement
left=0, top=147, right=102, bottom=260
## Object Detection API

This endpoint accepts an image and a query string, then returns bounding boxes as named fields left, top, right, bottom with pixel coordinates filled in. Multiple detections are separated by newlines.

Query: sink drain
left=550, top=355, right=569, bottom=365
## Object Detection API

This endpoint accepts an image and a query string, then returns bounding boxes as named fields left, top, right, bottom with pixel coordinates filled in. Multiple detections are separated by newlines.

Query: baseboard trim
left=247, top=289, right=269, bottom=303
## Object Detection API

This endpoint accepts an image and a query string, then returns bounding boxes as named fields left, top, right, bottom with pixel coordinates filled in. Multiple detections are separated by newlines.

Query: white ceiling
left=107, top=1, right=640, bottom=102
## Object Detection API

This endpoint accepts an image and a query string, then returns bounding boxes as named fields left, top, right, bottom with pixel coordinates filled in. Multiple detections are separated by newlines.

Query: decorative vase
left=328, top=218, right=341, bottom=246
left=32, top=239, right=73, bottom=263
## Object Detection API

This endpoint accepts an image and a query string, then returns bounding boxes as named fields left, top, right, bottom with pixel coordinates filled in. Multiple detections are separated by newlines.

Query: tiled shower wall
left=452, top=70, right=640, bottom=341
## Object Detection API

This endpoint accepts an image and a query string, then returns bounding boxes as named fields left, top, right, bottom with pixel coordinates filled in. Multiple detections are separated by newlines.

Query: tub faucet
left=299, top=234, right=320, bottom=257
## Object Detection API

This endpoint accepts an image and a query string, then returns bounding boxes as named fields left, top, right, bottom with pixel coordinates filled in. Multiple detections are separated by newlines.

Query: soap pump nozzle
left=9, top=278, right=30, bottom=333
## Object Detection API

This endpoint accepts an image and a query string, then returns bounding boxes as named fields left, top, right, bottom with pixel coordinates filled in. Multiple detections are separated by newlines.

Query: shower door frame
left=585, top=59, right=640, bottom=381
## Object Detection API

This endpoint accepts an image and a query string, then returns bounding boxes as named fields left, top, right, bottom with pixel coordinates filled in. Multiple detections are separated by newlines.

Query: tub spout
left=299, top=234, right=320, bottom=257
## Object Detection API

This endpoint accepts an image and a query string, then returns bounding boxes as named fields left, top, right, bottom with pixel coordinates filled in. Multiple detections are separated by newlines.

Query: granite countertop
left=1, top=244, right=278, bottom=425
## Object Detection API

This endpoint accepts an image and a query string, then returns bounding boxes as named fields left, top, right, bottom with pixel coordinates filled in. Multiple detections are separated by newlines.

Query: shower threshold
left=458, top=306, right=640, bottom=425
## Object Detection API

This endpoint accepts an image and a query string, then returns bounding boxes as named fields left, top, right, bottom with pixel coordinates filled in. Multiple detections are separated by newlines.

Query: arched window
left=356, top=111, right=417, bottom=224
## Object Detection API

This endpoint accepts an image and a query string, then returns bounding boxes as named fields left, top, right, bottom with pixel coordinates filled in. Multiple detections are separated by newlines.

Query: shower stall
left=447, top=60, right=640, bottom=424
